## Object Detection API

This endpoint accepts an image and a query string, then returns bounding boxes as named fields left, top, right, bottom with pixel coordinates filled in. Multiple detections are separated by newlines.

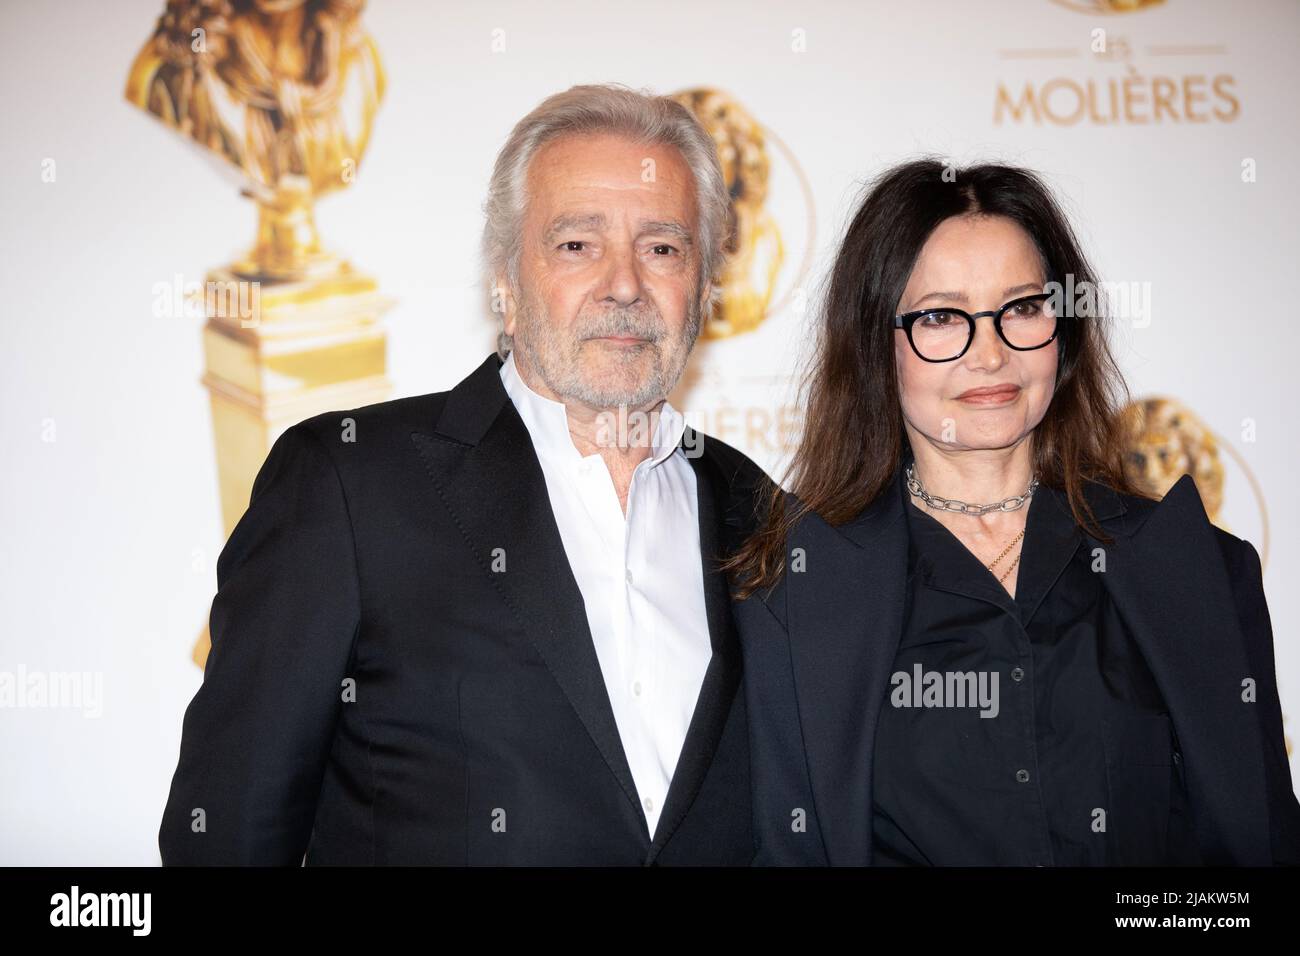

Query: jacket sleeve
left=1219, top=531, right=1300, bottom=865
left=158, top=422, right=362, bottom=865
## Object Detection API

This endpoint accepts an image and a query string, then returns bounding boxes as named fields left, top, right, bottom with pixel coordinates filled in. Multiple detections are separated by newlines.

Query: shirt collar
left=900, top=459, right=1083, bottom=618
left=498, top=350, right=687, bottom=468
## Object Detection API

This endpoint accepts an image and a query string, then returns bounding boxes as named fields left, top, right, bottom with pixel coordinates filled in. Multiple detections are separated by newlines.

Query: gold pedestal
left=193, top=262, right=393, bottom=668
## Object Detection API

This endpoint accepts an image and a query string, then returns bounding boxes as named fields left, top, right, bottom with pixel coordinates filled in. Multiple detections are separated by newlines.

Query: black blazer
left=159, top=353, right=763, bottom=865
left=737, top=471, right=1300, bottom=865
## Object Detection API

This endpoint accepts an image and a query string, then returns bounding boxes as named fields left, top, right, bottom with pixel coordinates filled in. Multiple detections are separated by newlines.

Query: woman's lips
left=955, top=384, right=1022, bottom=405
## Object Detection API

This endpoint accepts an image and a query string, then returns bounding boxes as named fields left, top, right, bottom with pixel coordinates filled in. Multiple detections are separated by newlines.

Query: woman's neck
left=906, top=432, right=1035, bottom=507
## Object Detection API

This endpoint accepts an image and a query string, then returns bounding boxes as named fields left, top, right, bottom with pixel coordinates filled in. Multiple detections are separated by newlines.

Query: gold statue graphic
left=1050, top=0, right=1164, bottom=14
left=125, top=0, right=385, bottom=278
left=1120, top=396, right=1225, bottom=524
left=671, top=88, right=784, bottom=339
left=1121, top=403, right=1285, bottom=753
left=125, top=0, right=392, bottom=668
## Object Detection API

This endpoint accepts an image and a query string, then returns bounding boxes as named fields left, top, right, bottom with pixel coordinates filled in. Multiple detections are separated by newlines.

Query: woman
left=727, top=158, right=1300, bottom=866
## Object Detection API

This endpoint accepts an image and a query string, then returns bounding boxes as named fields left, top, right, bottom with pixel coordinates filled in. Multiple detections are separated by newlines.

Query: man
left=159, top=83, right=765, bottom=865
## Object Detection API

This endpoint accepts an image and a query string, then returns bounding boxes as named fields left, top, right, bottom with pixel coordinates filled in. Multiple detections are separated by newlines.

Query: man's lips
left=955, top=384, right=1022, bottom=404
left=589, top=335, right=651, bottom=345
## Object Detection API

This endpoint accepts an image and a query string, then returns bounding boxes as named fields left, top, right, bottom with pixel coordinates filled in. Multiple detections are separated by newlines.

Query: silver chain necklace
left=905, top=462, right=1038, bottom=516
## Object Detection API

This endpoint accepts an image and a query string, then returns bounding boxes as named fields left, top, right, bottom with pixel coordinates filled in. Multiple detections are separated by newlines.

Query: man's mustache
left=576, top=309, right=666, bottom=343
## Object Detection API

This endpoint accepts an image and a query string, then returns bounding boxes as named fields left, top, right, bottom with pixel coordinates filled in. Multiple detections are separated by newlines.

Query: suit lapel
left=410, top=355, right=643, bottom=824
left=1097, top=474, right=1271, bottom=863
left=647, top=431, right=747, bottom=860
left=411, top=359, right=752, bottom=855
left=784, top=478, right=909, bottom=865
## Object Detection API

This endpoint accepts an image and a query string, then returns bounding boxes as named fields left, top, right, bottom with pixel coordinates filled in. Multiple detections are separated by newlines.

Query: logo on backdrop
left=1049, top=0, right=1164, bottom=13
left=669, top=87, right=814, bottom=339
left=666, top=88, right=817, bottom=473
left=996, top=2, right=1240, bottom=126
left=1120, top=396, right=1269, bottom=567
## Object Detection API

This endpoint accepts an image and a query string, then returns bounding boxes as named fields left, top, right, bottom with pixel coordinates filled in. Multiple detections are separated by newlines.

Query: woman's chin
left=937, top=427, right=1030, bottom=453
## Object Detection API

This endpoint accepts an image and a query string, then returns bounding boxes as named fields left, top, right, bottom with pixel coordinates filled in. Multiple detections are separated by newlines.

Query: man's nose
left=596, top=244, right=643, bottom=306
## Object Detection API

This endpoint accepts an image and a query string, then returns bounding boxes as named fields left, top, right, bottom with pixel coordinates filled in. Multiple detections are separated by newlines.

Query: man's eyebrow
left=543, top=213, right=606, bottom=244
left=542, top=214, right=695, bottom=247
left=639, top=220, right=694, bottom=246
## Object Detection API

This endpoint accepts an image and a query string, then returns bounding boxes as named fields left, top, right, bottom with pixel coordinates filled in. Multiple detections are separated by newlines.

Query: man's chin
left=579, top=338, right=659, bottom=364
left=571, top=351, right=658, bottom=399
left=572, top=379, right=660, bottom=409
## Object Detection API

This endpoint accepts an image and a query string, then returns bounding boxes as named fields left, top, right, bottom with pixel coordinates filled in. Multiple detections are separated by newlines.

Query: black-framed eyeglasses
left=893, top=292, right=1059, bottom=363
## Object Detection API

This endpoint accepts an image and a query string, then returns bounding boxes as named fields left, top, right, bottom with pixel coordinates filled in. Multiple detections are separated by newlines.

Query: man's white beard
left=512, top=290, right=701, bottom=409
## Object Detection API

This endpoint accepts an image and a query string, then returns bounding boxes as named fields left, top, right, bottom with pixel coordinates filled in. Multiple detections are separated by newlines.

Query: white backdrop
left=2, top=0, right=1297, bottom=864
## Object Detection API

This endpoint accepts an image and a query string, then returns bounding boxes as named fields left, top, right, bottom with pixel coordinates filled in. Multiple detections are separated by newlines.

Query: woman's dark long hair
left=725, top=157, right=1145, bottom=599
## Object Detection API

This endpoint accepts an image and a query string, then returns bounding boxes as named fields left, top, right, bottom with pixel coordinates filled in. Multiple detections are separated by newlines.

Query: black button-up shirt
left=871, top=464, right=1197, bottom=865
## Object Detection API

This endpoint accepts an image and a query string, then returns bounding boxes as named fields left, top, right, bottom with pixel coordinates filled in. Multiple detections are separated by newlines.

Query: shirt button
left=579, top=460, right=592, bottom=475
left=1011, top=667, right=1025, bottom=682
left=625, top=568, right=634, bottom=586
left=643, top=797, right=654, bottom=814
left=1016, top=769, right=1030, bottom=783
left=632, top=681, right=642, bottom=697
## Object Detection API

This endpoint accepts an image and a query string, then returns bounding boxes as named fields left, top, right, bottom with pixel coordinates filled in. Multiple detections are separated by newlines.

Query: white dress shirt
left=499, top=351, right=712, bottom=840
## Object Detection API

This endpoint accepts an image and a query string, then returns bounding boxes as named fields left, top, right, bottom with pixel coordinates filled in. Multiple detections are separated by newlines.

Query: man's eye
left=651, top=244, right=678, bottom=256
left=559, top=241, right=586, bottom=252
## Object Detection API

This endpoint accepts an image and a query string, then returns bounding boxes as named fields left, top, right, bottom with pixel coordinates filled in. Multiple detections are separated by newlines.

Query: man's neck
left=513, top=353, right=667, bottom=514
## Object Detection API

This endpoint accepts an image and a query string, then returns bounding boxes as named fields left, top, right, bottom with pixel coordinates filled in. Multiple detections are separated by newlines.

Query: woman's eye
left=921, top=311, right=958, bottom=327
left=1010, top=300, right=1042, bottom=317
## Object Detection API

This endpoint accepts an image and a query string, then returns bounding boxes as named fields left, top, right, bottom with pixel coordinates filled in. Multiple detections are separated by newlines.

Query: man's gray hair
left=481, top=83, right=732, bottom=357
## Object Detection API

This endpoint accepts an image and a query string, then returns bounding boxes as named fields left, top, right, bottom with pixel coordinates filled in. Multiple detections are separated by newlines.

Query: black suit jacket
left=737, top=471, right=1300, bottom=865
left=159, top=353, right=763, bottom=865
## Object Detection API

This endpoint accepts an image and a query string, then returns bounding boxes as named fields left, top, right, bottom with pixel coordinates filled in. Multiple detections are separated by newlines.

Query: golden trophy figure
left=671, top=88, right=784, bottom=339
left=125, top=0, right=392, bottom=668
left=1120, top=397, right=1226, bottom=524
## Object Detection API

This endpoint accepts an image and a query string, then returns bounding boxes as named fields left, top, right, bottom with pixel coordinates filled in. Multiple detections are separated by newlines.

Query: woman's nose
left=965, top=314, right=1008, bottom=369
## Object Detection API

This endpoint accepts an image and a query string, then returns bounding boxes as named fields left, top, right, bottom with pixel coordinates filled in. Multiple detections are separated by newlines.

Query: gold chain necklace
left=986, top=528, right=1026, bottom=585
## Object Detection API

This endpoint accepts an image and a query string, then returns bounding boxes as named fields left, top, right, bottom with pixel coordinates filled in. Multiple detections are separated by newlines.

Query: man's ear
left=696, top=276, right=714, bottom=321
left=493, top=273, right=516, bottom=335
left=696, top=277, right=717, bottom=329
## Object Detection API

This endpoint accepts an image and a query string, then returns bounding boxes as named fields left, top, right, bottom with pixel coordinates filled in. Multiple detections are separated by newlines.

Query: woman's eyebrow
left=1001, top=282, right=1043, bottom=298
left=908, top=281, right=1044, bottom=310
left=913, top=290, right=967, bottom=306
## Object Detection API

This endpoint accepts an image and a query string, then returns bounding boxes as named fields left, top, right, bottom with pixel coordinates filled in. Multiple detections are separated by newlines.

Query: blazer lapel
left=779, top=470, right=1270, bottom=865
left=646, top=431, right=746, bottom=860
left=409, top=355, right=643, bottom=826
left=784, top=479, right=910, bottom=865
left=1097, top=474, right=1272, bottom=863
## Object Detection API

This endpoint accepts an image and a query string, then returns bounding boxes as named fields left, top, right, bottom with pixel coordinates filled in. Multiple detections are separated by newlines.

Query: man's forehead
left=528, top=135, right=693, bottom=196
left=532, top=131, right=688, bottom=170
